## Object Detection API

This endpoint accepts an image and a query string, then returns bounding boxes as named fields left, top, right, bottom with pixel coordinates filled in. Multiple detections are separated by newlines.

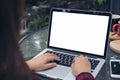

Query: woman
left=0, top=0, right=95, bottom=80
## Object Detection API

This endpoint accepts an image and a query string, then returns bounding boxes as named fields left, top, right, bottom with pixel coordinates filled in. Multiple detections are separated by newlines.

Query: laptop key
left=89, top=58, right=100, bottom=69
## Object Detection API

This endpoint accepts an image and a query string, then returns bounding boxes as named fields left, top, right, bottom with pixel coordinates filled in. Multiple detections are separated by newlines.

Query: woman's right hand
left=71, top=55, right=91, bottom=76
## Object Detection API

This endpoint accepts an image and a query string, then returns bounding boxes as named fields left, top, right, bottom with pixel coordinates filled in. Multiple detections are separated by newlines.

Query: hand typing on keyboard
left=71, top=55, right=91, bottom=76
left=45, top=50, right=75, bottom=66
left=26, top=53, right=60, bottom=71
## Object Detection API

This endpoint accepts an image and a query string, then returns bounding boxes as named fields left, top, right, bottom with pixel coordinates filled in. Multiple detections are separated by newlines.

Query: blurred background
left=23, top=0, right=113, bottom=35
left=21, top=0, right=120, bottom=58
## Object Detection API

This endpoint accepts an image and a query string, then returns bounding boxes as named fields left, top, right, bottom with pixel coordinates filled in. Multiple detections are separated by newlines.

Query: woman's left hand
left=26, top=53, right=60, bottom=72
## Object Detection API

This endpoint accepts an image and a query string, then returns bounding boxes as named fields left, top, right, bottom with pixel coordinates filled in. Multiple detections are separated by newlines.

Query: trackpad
left=37, top=65, right=71, bottom=79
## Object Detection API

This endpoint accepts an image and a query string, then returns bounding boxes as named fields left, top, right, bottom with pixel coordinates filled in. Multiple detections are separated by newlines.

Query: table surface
left=20, top=27, right=120, bottom=80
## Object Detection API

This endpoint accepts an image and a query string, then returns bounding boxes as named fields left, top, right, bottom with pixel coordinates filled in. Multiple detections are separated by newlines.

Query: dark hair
left=0, top=0, right=32, bottom=80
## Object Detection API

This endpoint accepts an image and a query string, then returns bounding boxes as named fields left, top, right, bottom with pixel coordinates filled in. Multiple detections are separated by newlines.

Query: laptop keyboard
left=45, top=50, right=100, bottom=70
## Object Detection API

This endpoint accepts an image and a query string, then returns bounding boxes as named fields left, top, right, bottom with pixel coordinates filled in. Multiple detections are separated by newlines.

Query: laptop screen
left=48, top=9, right=111, bottom=57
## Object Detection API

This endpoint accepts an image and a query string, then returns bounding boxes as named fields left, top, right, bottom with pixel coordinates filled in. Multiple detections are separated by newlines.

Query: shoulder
left=76, top=72, right=95, bottom=80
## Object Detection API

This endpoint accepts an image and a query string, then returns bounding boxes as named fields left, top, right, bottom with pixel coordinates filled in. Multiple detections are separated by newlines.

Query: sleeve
left=32, top=74, right=39, bottom=80
left=76, top=72, right=95, bottom=80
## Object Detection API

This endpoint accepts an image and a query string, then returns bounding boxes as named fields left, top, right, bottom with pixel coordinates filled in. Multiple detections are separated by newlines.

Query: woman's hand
left=26, top=53, right=60, bottom=72
left=71, top=55, right=91, bottom=76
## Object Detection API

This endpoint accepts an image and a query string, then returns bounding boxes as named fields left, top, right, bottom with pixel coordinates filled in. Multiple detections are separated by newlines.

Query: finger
left=45, top=53, right=55, bottom=56
left=73, top=56, right=78, bottom=62
left=79, top=55, right=84, bottom=58
left=45, top=53, right=59, bottom=58
left=74, top=55, right=83, bottom=60
left=46, top=54, right=60, bottom=61
left=71, top=62, right=74, bottom=67
left=74, top=56, right=81, bottom=61
left=45, top=63, right=57, bottom=69
left=85, top=56, right=90, bottom=62
left=85, top=56, right=89, bottom=61
left=74, top=55, right=86, bottom=63
left=85, top=56, right=88, bottom=59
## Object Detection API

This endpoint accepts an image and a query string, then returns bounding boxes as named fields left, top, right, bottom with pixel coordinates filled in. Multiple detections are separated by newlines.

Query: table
left=20, top=27, right=48, bottom=58
left=106, top=41, right=120, bottom=80
left=20, top=26, right=120, bottom=80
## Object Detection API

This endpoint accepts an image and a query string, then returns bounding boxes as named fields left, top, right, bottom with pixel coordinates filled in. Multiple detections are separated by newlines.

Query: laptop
left=33, top=8, right=112, bottom=80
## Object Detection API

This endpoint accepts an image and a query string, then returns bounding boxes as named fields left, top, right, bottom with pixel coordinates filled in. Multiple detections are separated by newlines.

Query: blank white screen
left=49, top=11, right=109, bottom=56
